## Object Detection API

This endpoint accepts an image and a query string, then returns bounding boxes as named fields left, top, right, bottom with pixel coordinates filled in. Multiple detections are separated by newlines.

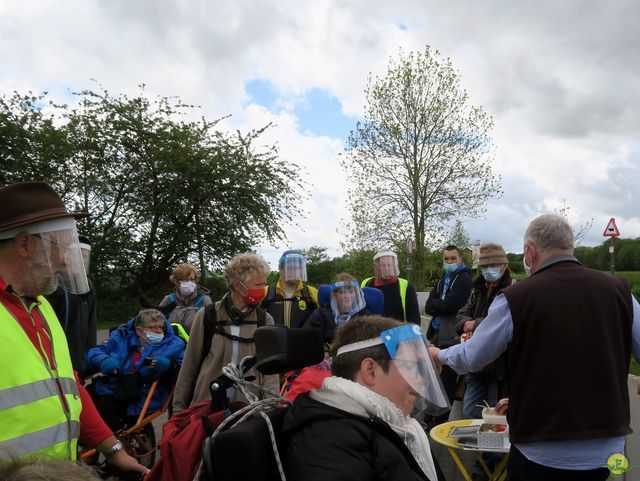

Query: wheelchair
left=79, top=377, right=175, bottom=471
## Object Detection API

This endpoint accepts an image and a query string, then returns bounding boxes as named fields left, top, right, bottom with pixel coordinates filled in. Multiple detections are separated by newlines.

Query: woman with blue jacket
left=85, top=309, right=185, bottom=430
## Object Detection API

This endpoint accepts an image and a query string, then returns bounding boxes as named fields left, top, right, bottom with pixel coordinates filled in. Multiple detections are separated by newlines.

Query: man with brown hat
left=454, top=242, right=512, bottom=481
left=0, top=181, right=148, bottom=474
left=456, top=242, right=512, bottom=417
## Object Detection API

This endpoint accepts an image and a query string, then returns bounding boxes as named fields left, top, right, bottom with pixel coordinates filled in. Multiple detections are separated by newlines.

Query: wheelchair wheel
left=124, top=423, right=156, bottom=468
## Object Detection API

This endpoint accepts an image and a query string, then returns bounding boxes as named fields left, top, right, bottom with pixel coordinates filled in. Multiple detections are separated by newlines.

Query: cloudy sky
left=2, top=0, right=638, bottom=267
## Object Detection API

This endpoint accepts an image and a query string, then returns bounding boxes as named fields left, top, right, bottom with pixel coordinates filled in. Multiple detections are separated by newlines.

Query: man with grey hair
left=429, top=215, right=640, bottom=480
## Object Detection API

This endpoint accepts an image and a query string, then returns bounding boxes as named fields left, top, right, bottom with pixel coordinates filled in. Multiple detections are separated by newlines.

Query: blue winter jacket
left=85, top=317, right=185, bottom=416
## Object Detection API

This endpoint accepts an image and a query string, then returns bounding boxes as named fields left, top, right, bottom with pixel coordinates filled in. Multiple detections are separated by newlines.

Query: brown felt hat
left=0, top=181, right=88, bottom=234
left=478, top=243, right=507, bottom=266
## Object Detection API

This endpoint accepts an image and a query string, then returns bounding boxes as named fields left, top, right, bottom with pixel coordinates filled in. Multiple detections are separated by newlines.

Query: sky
left=1, top=0, right=639, bottom=268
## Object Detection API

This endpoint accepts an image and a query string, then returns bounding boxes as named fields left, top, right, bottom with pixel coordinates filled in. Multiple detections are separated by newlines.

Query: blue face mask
left=145, top=332, right=164, bottom=344
left=481, top=266, right=502, bottom=283
left=443, top=262, right=459, bottom=273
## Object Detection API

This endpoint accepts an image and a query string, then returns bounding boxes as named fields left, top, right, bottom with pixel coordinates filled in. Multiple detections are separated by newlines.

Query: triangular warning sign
left=603, top=218, right=620, bottom=237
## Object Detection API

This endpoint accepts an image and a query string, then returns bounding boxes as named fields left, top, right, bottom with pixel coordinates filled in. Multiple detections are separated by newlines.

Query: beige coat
left=172, top=296, right=280, bottom=412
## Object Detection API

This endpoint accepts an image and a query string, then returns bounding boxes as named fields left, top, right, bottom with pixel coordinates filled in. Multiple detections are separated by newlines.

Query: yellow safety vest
left=0, top=295, right=81, bottom=460
left=361, top=277, right=409, bottom=322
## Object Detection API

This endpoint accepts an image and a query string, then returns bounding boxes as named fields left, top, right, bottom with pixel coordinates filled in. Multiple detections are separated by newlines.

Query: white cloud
left=1, top=0, right=639, bottom=266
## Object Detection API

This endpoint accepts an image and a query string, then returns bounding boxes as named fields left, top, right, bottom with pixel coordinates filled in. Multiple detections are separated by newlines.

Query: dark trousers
left=508, top=445, right=610, bottom=481
left=85, top=383, right=131, bottom=432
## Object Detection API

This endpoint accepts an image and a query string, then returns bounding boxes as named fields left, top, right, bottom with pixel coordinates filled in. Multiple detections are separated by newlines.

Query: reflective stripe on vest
left=0, top=296, right=81, bottom=460
left=361, top=277, right=408, bottom=322
left=0, top=377, right=77, bottom=411
left=0, top=420, right=81, bottom=458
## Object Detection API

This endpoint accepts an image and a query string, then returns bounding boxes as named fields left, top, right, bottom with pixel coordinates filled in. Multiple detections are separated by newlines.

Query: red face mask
left=240, top=282, right=266, bottom=306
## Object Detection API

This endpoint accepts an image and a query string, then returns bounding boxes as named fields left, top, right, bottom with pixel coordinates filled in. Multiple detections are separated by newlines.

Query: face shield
left=280, top=252, right=307, bottom=282
left=337, top=324, right=450, bottom=417
left=0, top=218, right=90, bottom=295
left=330, top=280, right=366, bottom=319
left=374, top=251, right=400, bottom=278
left=78, top=240, right=91, bottom=274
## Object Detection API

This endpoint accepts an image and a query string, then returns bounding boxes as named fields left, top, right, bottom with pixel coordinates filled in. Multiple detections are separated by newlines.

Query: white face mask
left=523, top=247, right=532, bottom=277
left=179, top=280, right=196, bottom=296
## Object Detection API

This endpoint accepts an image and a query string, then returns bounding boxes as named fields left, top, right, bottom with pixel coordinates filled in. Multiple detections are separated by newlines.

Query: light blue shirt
left=439, top=267, right=640, bottom=470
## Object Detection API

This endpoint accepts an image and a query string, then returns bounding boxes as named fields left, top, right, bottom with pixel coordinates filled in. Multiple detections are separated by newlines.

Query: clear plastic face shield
left=280, top=252, right=307, bottom=282
left=337, top=324, right=450, bottom=417
left=330, top=280, right=366, bottom=315
left=0, top=218, right=90, bottom=295
left=78, top=241, right=91, bottom=274
left=373, top=251, right=400, bottom=278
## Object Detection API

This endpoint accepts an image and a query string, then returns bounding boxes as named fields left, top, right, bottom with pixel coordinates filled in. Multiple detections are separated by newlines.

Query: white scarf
left=313, top=376, right=437, bottom=481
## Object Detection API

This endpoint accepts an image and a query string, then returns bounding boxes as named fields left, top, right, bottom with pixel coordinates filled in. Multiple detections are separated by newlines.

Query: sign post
left=406, top=237, right=414, bottom=284
left=603, top=218, right=620, bottom=275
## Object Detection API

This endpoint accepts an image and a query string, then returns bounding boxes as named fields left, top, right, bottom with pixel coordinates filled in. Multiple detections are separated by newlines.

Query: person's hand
left=100, top=356, right=120, bottom=375
left=463, top=320, right=475, bottom=334
left=496, top=397, right=509, bottom=415
left=427, top=346, right=442, bottom=373
left=152, top=356, right=171, bottom=373
left=107, top=448, right=150, bottom=476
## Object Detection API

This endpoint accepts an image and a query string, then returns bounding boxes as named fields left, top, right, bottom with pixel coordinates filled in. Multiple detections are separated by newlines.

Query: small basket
left=477, top=424, right=509, bottom=449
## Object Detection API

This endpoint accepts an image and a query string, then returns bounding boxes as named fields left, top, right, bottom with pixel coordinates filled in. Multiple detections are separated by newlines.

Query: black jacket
left=47, top=282, right=97, bottom=378
left=302, top=305, right=371, bottom=342
left=283, top=393, right=434, bottom=481
left=425, top=266, right=473, bottom=347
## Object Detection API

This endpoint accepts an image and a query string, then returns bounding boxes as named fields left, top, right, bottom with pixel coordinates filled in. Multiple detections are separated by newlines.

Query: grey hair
left=224, top=252, right=270, bottom=287
left=524, top=215, right=574, bottom=251
left=135, top=309, right=165, bottom=328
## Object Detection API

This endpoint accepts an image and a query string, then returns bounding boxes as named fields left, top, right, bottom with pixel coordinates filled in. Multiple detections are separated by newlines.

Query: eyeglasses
left=141, top=324, right=164, bottom=332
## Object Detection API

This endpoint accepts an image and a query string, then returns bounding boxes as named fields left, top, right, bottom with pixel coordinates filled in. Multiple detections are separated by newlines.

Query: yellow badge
left=605, top=453, right=631, bottom=477
left=298, top=300, right=307, bottom=311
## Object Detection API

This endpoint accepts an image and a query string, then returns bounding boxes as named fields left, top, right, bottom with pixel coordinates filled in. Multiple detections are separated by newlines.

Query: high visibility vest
left=361, top=277, right=409, bottom=322
left=0, top=296, right=81, bottom=460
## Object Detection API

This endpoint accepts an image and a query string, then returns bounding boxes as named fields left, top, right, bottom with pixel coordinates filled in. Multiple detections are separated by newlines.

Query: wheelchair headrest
left=317, top=284, right=384, bottom=315
left=362, top=287, right=384, bottom=315
left=318, top=284, right=331, bottom=307
left=253, top=326, right=325, bottom=375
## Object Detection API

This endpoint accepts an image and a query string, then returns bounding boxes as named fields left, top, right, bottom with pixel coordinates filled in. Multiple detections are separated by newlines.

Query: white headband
left=373, top=250, right=397, bottom=261
left=336, top=337, right=384, bottom=356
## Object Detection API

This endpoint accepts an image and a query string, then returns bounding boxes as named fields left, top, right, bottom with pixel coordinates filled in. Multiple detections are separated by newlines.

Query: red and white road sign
left=603, top=218, right=620, bottom=237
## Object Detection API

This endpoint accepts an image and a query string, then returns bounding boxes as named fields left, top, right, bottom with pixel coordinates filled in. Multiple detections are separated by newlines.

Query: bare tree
left=555, top=200, right=593, bottom=246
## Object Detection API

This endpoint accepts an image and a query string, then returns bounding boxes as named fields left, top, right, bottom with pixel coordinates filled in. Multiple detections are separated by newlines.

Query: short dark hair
left=444, top=245, right=462, bottom=257
left=330, top=315, right=402, bottom=381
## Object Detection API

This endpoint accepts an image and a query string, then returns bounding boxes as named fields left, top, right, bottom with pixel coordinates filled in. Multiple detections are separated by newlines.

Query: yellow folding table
left=429, top=419, right=509, bottom=481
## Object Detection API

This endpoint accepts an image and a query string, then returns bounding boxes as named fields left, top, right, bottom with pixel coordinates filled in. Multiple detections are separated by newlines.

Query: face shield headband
left=0, top=218, right=90, bottom=295
left=373, top=251, right=400, bottom=278
left=330, top=280, right=366, bottom=322
left=281, top=253, right=307, bottom=282
left=336, top=324, right=450, bottom=417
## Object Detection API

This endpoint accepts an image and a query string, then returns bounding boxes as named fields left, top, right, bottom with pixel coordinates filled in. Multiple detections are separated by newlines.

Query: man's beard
left=25, top=253, right=59, bottom=296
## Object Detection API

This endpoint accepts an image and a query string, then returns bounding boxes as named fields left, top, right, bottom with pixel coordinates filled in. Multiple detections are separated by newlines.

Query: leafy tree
left=0, top=87, right=302, bottom=293
left=342, top=46, right=501, bottom=290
